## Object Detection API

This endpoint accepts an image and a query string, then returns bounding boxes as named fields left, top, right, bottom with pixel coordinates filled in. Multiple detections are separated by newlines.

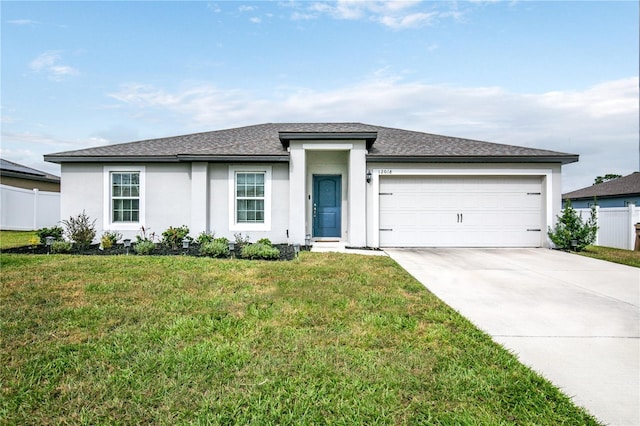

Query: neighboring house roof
left=0, top=158, right=60, bottom=183
left=563, top=172, right=640, bottom=200
left=44, top=122, right=579, bottom=164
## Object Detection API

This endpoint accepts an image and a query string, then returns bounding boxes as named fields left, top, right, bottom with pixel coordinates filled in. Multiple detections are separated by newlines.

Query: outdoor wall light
left=123, top=239, right=131, bottom=255
left=366, top=170, right=372, bottom=183
left=45, top=236, right=54, bottom=254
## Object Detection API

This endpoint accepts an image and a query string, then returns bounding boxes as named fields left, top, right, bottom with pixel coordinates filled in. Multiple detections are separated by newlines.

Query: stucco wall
left=364, top=162, right=563, bottom=248
left=209, top=163, right=290, bottom=244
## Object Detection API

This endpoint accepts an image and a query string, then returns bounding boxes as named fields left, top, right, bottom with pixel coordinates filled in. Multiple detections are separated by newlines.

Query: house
left=563, top=172, right=640, bottom=208
left=0, top=158, right=60, bottom=192
left=44, top=123, right=578, bottom=248
left=0, top=159, right=61, bottom=230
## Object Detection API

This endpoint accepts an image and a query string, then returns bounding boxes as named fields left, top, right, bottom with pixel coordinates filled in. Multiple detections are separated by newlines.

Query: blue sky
left=2, top=0, right=638, bottom=191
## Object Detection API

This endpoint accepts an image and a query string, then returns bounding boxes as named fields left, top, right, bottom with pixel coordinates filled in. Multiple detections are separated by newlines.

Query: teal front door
left=313, top=175, right=341, bottom=238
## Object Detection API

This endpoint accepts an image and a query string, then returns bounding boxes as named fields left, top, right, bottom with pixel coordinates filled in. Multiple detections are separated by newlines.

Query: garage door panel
left=379, top=175, right=543, bottom=247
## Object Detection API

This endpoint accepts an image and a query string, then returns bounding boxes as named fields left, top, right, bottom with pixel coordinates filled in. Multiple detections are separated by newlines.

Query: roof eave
left=44, top=154, right=290, bottom=164
left=279, top=132, right=378, bottom=150
left=366, top=155, right=579, bottom=165
left=0, top=170, right=60, bottom=183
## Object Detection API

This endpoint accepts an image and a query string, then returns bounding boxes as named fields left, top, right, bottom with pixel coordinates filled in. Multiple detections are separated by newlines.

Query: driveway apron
left=385, top=248, right=640, bottom=426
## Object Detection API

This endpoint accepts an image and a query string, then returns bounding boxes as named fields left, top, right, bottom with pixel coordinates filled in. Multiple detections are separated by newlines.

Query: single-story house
left=563, top=172, right=640, bottom=208
left=44, top=123, right=578, bottom=248
left=1, top=158, right=60, bottom=192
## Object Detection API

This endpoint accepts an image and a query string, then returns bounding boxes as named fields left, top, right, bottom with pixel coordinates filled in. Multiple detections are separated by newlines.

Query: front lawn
left=0, top=253, right=599, bottom=424
left=578, top=245, right=640, bottom=268
left=0, top=230, right=37, bottom=249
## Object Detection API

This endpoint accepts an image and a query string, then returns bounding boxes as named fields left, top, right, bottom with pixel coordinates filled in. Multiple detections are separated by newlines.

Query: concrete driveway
left=385, top=248, right=639, bottom=426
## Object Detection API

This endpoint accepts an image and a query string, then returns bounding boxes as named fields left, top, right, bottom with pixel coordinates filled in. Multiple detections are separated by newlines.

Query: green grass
left=578, top=245, right=640, bottom=268
left=0, top=253, right=600, bottom=425
left=0, top=230, right=38, bottom=249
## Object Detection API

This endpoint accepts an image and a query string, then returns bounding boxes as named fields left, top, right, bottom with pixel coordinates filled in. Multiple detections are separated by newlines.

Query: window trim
left=228, top=165, right=272, bottom=231
left=103, top=165, right=146, bottom=231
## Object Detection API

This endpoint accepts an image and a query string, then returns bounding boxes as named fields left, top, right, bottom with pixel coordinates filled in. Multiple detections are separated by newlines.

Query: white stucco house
left=44, top=123, right=578, bottom=248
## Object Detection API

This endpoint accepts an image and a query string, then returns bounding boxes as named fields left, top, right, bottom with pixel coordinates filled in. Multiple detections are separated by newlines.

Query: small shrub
left=61, top=210, right=96, bottom=249
left=196, top=231, right=215, bottom=245
left=28, top=236, right=40, bottom=247
left=136, top=226, right=156, bottom=244
left=162, top=225, right=191, bottom=249
left=100, top=231, right=122, bottom=249
left=51, top=241, right=72, bottom=253
left=548, top=200, right=598, bottom=252
left=134, top=240, right=155, bottom=255
left=241, top=243, right=280, bottom=260
left=36, top=226, right=63, bottom=244
left=199, top=240, right=230, bottom=258
left=256, top=238, right=273, bottom=246
left=234, top=232, right=250, bottom=247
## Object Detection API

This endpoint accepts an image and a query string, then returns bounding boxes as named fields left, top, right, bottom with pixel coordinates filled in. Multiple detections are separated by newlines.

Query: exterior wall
left=569, top=196, right=640, bottom=209
left=0, top=176, right=60, bottom=192
left=144, top=163, right=191, bottom=238
left=209, top=163, right=290, bottom=244
left=61, top=163, right=104, bottom=240
left=365, top=162, right=563, bottom=248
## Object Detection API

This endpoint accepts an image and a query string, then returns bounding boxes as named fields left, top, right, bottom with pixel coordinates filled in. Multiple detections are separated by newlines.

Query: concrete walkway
left=385, top=248, right=640, bottom=426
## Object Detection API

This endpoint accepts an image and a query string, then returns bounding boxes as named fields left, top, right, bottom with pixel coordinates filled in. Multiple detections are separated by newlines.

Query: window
left=103, top=166, right=145, bottom=231
left=112, top=172, right=140, bottom=222
left=236, top=172, right=265, bottom=223
left=228, top=166, right=271, bottom=231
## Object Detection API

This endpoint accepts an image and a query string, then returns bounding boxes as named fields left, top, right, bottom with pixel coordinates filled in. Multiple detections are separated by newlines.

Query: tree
left=593, top=174, right=622, bottom=185
left=548, top=200, right=598, bottom=251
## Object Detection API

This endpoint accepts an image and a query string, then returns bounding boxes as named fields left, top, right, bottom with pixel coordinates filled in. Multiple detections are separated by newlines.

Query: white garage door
left=379, top=175, right=543, bottom=247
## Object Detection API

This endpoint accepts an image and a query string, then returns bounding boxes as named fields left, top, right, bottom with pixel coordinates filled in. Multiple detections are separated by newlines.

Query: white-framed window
left=228, top=165, right=271, bottom=231
left=103, top=165, right=145, bottom=231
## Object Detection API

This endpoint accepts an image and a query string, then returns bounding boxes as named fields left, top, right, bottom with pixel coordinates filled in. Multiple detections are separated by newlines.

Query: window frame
left=228, top=165, right=272, bottom=231
left=103, top=165, right=146, bottom=231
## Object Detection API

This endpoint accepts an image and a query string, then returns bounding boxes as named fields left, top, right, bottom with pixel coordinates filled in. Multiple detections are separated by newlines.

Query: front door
left=313, top=175, right=341, bottom=238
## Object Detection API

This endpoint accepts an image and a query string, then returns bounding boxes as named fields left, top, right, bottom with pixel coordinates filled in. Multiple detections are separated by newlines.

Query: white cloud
left=238, top=5, right=256, bottom=12
left=7, top=19, right=39, bottom=25
left=107, top=76, right=638, bottom=192
left=249, top=17, right=262, bottom=24
left=29, top=51, right=79, bottom=81
left=294, top=0, right=464, bottom=29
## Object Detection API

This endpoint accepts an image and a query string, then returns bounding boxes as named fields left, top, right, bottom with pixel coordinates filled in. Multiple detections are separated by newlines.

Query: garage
left=379, top=175, right=544, bottom=247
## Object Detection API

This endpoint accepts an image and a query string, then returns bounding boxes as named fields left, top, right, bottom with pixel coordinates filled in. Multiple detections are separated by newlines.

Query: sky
left=1, top=0, right=638, bottom=192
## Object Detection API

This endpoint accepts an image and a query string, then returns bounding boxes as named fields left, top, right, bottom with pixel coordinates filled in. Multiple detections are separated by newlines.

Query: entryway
left=312, top=175, right=341, bottom=238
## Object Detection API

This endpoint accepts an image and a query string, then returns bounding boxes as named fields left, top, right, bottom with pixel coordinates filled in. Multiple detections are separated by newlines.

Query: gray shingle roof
left=44, top=123, right=578, bottom=164
left=563, top=172, right=640, bottom=200
left=0, top=158, right=60, bottom=182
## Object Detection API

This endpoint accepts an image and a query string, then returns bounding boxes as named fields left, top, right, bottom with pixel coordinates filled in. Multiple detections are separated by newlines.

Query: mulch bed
left=1, top=243, right=302, bottom=261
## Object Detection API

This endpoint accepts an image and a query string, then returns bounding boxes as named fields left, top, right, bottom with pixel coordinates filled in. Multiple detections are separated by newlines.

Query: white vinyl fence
left=575, top=204, right=640, bottom=250
left=0, top=184, right=60, bottom=231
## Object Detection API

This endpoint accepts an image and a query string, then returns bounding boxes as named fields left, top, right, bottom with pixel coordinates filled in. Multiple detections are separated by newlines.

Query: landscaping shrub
left=241, top=242, right=280, bottom=260
left=161, top=225, right=191, bottom=249
left=100, top=231, right=122, bottom=249
left=256, top=238, right=273, bottom=246
left=548, top=200, right=598, bottom=252
left=199, top=239, right=230, bottom=258
left=51, top=241, right=72, bottom=253
left=36, top=226, right=63, bottom=244
left=136, top=225, right=156, bottom=243
left=234, top=232, right=250, bottom=248
left=195, top=231, right=215, bottom=245
left=134, top=240, right=155, bottom=255
left=61, top=211, right=96, bottom=249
